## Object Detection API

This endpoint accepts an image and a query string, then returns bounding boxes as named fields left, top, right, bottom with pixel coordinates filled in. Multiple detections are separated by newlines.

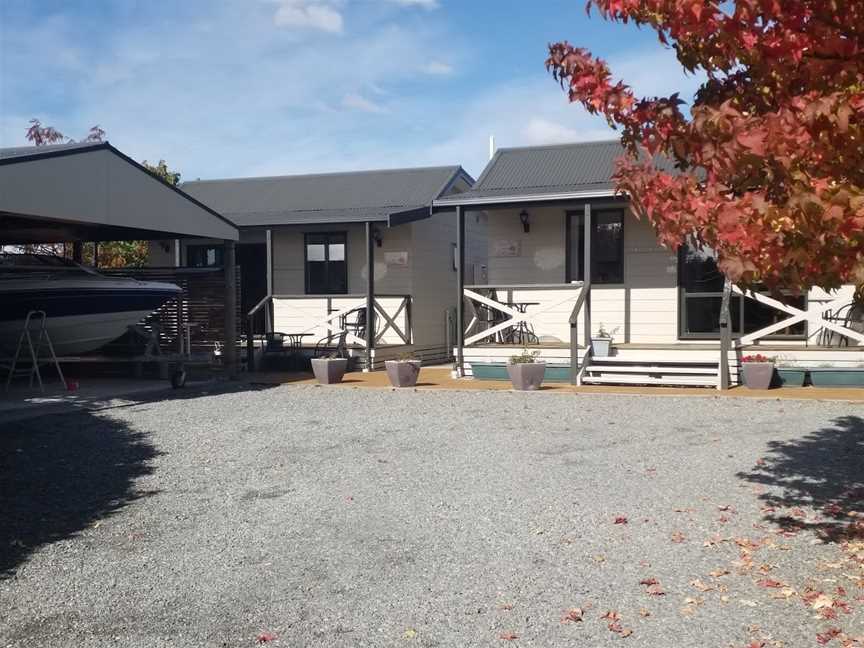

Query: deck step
left=582, top=374, right=718, bottom=387
left=585, top=365, right=718, bottom=375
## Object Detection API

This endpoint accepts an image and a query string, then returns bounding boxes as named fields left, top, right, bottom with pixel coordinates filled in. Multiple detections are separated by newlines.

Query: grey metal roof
left=0, top=141, right=106, bottom=162
left=181, top=165, right=468, bottom=227
left=436, top=140, right=645, bottom=205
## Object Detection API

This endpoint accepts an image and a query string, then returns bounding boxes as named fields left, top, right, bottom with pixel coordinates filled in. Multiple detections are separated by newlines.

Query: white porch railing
left=246, top=293, right=412, bottom=370
left=730, top=286, right=864, bottom=346
left=462, top=283, right=585, bottom=347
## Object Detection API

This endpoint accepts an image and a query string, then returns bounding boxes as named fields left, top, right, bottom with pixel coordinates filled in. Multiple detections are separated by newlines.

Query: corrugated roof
left=182, top=165, right=467, bottom=227
left=436, top=140, right=638, bottom=204
left=0, top=141, right=106, bottom=162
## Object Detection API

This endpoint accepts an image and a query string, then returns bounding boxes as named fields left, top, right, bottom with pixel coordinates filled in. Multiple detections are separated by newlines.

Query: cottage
left=149, top=165, right=483, bottom=369
left=434, top=140, right=863, bottom=387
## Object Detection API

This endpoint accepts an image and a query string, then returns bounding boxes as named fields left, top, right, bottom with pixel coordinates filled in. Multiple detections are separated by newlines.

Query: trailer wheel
left=171, top=369, right=187, bottom=389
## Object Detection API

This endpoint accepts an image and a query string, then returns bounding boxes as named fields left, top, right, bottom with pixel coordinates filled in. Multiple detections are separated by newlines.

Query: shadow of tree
left=737, top=415, right=864, bottom=543
left=0, top=410, right=160, bottom=578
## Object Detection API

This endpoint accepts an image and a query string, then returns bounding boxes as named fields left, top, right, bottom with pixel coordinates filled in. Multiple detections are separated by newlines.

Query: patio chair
left=313, top=307, right=368, bottom=359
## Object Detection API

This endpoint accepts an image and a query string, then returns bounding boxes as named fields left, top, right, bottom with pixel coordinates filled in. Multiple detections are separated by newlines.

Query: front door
left=236, top=243, right=267, bottom=335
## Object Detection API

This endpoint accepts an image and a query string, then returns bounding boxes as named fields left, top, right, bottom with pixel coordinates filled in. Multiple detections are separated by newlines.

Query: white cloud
left=273, top=0, right=343, bottom=33
left=521, top=117, right=582, bottom=145
left=386, top=0, right=439, bottom=8
left=422, top=60, right=453, bottom=75
left=341, top=92, right=388, bottom=114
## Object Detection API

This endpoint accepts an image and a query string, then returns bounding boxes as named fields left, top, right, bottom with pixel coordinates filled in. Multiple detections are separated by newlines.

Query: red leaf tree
left=547, top=0, right=864, bottom=292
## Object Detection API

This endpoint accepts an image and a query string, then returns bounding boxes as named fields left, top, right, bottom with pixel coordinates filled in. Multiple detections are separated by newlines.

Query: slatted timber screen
left=101, top=266, right=241, bottom=354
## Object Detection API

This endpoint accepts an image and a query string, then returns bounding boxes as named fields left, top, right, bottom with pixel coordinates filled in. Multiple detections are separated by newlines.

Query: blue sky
left=0, top=1, right=703, bottom=180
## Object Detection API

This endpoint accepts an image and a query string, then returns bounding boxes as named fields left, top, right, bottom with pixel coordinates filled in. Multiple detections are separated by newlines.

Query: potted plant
left=591, top=323, right=618, bottom=358
left=310, top=353, right=349, bottom=385
left=740, top=354, right=775, bottom=389
left=385, top=352, right=422, bottom=388
left=774, top=355, right=806, bottom=388
left=506, top=348, right=546, bottom=391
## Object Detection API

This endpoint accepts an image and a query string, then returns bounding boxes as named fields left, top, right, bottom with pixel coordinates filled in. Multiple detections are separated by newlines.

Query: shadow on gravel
left=0, top=410, right=160, bottom=578
left=738, top=415, right=864, bottom=543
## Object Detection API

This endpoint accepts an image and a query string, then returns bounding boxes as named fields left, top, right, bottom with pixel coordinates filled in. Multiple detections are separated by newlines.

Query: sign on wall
left=492, top=240, right=520, bottom=257
left=385, top=251, right=409, bottom=266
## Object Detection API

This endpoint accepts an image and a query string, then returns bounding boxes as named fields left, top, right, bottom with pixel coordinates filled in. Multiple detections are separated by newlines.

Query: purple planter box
left=741, top=362, right=774, bottom=390
left=506, top=362, right=546, bottom=391
left=385, top=360, right=421, bottom=388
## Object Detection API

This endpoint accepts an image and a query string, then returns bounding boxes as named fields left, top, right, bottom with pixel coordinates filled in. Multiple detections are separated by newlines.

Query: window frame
left=564, top=209, right=626, bottom=285
left=185, top=244, right=224, bottom=268
left=303, top=231, right=348, bottom=295
left=676, top=245, right=808, bottom=340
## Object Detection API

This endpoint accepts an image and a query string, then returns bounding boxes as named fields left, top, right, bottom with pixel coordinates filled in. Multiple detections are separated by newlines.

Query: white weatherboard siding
left=482, top=207, right=678, bottom=344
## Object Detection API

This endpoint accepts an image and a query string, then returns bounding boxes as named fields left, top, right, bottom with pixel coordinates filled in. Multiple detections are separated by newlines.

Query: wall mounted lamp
left=519, top=209, right=530, bottom=233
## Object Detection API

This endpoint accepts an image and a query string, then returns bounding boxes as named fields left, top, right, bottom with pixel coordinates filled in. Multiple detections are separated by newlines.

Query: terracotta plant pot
left=741, top=362, right=774, bottom=389
left=385, top=360, right=421, bottom=388
left=506, top=362, right=546, bottom=391
left=311, top=358, right=348, bottom=384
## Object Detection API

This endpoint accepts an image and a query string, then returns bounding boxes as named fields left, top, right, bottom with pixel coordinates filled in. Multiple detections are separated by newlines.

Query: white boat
left=0, top=254, right=182, bottom=357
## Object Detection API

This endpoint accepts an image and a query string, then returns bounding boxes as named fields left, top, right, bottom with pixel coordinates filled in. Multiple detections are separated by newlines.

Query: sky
left=0, top=0, right=705, bottom=181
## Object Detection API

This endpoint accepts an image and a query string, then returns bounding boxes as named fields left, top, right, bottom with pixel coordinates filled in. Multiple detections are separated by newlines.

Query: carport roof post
left=0, top=141, right=238, bottom=244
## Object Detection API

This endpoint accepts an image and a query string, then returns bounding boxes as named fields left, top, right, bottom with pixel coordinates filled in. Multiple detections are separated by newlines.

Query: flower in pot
left=740, top=354, right=775, bottom=389
left=591, top=323, right=618, bottom=358
left=385, top=352, right=421, bottom=388
left=506, top=348, right=545, bottom=391
left=310, top=353, right=349, bottom=385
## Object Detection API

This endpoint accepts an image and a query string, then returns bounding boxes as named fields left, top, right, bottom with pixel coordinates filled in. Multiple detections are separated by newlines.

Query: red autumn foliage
left=547, top=0, right=864, bottom=292
left=614, top=516, right=629, bottom=524
left=256, top=632, right=277, bottom=643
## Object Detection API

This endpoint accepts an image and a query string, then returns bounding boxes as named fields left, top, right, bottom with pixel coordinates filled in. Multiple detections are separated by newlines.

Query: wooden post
left=365, top=221, right=375, bottom=372
left=72, top=241, right=83, bottom=263
left=719, top=277, right=732, bottom=390
left=265, top=228, right=273, bottom=334
left=583, top=204, right=592, bottom=357
left=223, top=240, right=238, bottom=378
left=455, top=206, right=465, bottom=377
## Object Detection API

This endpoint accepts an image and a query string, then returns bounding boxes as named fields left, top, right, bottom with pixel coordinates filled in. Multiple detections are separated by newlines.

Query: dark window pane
left=679, top=243, right=725, bottom=293
left=683, top=296, right=742, bottom=334
left=568, top=210, right=624, bottom=284
left=745, top=296, right=806, bottom=335
left=187, top=245, right=223, bottom=268
left=304, top=232, right=348, bottom=294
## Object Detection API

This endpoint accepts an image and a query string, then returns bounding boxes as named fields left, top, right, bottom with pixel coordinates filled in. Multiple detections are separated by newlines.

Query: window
left=305, top=232, right=347, bottom=294
left=678, top=241, right=806, bottom=338
left=186, top=244, right=224, bottom=268
left=567, top=209, right=624, bottom=283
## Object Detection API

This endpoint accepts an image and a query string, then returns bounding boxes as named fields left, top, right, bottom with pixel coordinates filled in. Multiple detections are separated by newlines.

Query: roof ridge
left=495, top=139, right=621, bottom=153
left=182, top=164, right=461, bottom=186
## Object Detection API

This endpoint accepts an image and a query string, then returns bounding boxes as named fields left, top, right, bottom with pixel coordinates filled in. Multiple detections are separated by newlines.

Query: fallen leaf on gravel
left=403, top=628, right=417, bottom=639
left=256, top=632, right=277, bottom=643
left=498, top=603, right=514, bottom=611
left=561, top=608, right=584, bottom=623
left=620, top=628, right=633, bottom=637
left=739, top=599, right=759, bottom=607
left=718, top=505, right=735, bottom=512
left=593, top=554, right=606, bottom=563
left=816, top=628, right=842, bottom=645
left=809, top=594, right=835, bottom=610
left=499, top=632, right=519, bottom=641
left=601, top=610, right=621, bottom=621
left=755, top=458, right=766, bottom=466
left=772, top=588, right=797, bottom=600
left=674, top=507, right=696, bottom=513
left=757, top=579, right=786, bottom=589
left=614, top=516, right=629, bottom=525
left=691, top=579, right=714, bottom=592
left=639, top=578, right=659, bottom=586
left=710, top=568, right=731, bottom=577
left=671, top=531, right=686, bottom=543
left=639, top=608, right=651, bottom=617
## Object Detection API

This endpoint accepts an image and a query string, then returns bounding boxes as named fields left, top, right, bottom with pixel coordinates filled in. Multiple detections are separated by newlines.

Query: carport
left=0, top=141, right=241, bottom=376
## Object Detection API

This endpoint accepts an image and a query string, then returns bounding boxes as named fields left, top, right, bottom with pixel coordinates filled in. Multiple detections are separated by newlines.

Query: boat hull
left=0, top=281, right=181, bottom=357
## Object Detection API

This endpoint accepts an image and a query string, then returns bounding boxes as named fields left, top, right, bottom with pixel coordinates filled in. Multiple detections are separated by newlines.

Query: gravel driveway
left=1, top=384, right=863, bottom=647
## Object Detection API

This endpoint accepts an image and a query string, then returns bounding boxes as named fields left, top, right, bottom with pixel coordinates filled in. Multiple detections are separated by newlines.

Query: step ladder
left=4, top=310, right=65, bottom=393
left=581, top=355, right=720, bottom=388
